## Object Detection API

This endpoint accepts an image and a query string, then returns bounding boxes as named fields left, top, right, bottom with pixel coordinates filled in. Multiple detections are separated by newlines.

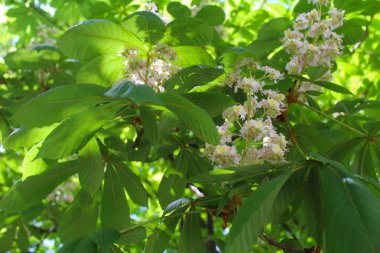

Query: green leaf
left=139, top=106, right=158, bottom=146
left=303, top=166, right=323, bottom=243
left=288, top=75, right=352, bottom=94
left=144, top=207, right=186, bottom=253
left=58, top=20, right=145, bottom=61
left=58, top=190, right=99, bottom=243
left=160, top=93, right=219, bottom=144
left=248, top=18, right=290, bottom=58
left=101, top=165, right=130, bottom=230
left=122, top=11, right=166, bottom=45
left=0, top=225, right=16, bottom=252
left=4, top=48, right=61, bottom=70
left=164, top=17, right=213, bottom=46
left=195, top=5, right=225, bottom=26
left=111, top=157, right=149, bottom=207
left=21, top=143, right=50, bottom=179
left=92, top=229, right=121, bottom=252
left=183, top=92, right=236, bottom=118
left=3, top=124, right=57, bottom=149
left=353, top=142, right=378, bottom=179
left=167, top=2, right=191, bottom=18
left=0, top=161, right=77, bottom=213
left=76, top=54, right=125, bottom=87
left=224, top=173, right=291, bottom=253
left=37, top=103, right=120, bottom=159
left=78, top=138, right=105, bottom=196
left=319, top=165, right=380, bottom=253
left=178, top=210, right=206, bottom=253
left=118, top=226, right=147, bottom=245
left=312, top=81, right=353, bottom=94
left=16, top=223, right=29, bottom=252
left=173, top=46, right=216, bottom=67
left=164, top=65, right=224, bottom=92
left=158, top=150, right=187, bottom=208
left=306, top=65, right=329, bottom=81
left=13, top=84, right=107, bottom=127
left=105, top=80, right=162, bottom=105
left=58, top=238, right=98, bottom=253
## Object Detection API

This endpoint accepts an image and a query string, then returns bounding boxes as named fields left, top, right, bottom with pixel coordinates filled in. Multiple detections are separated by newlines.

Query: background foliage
left=0, top=0, right=380, bottom=252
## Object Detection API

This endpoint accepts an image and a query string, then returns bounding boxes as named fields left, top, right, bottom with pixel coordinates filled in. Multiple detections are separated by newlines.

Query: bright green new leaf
left=76, top=54, right=125, bottom=86
left=173, top=46, right=216, bottom=67
left=58, top=20, right=146, bottom=61
left=195, top=5, right=225, bottom=26
left=3, top=124, right=57, bottom=149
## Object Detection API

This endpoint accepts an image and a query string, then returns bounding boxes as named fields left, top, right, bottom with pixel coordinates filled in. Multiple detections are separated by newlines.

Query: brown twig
left=260, top=235, right=304, bottom=253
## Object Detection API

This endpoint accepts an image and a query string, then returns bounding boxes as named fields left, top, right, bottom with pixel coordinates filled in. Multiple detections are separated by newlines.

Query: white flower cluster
left=142, top=2, right=171, bottom=24
left=27, top=24, right=57, bottom=50
left=283, top=0, right=345, bottom=98
left=121, top=43, right=181, bottom=93
left=205, top=59, right=288, bottom=167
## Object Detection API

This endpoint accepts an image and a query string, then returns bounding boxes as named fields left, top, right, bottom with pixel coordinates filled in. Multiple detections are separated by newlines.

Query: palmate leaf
left=183, top=92, right=236, bottom=118
left=58, top=238, right=98, bottom=253
left=160, top=93, right=219, bottom=144
left=163, top=17, right=214, bottom=46
left=158, top=149, right=187, bottom=208
left=111, top=156, right=149, bottom=207
left=91, top=229, right=121, bottom=252
left=224, top=173, right=291, bottom=253
left=122, top=11, right=166, bottom=45
left=77, top=138, right=105, bottom=196
left=105, top=81, right=162, bottom=106
left=164, top=65, right=224, bottom=92
left=37, top=102, right=122, bottom=160
left=58, top=190, right=99, bottom=243
left=144, top=206, right=187, bottom=253
left=195, top=5, right=225, bottom=26
left=0, top=161, right=77, bottom=213
left=139, top=106, right=159, bottom=146
left=58, top=20, right=146, bottom=61
left=101, top=165, right=130, bottom=230
left=178, top=210, right=206, bottom=253
left=3, top=124, right=57, bottom=149
left=173, top=46, right=216, bottom=67
left=76, top=54, right=125, bottom=86
left=13, top=84, right=107, bottom=127
left=319, top=165, right=380, bottom=253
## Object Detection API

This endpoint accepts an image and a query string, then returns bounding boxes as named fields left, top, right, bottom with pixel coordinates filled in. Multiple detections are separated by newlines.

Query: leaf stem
left=298, top=101, right=369, bottom=137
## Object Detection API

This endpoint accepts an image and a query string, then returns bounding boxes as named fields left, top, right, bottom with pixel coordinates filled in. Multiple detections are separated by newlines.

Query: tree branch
left=260, top=235, right=304, bottom=253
